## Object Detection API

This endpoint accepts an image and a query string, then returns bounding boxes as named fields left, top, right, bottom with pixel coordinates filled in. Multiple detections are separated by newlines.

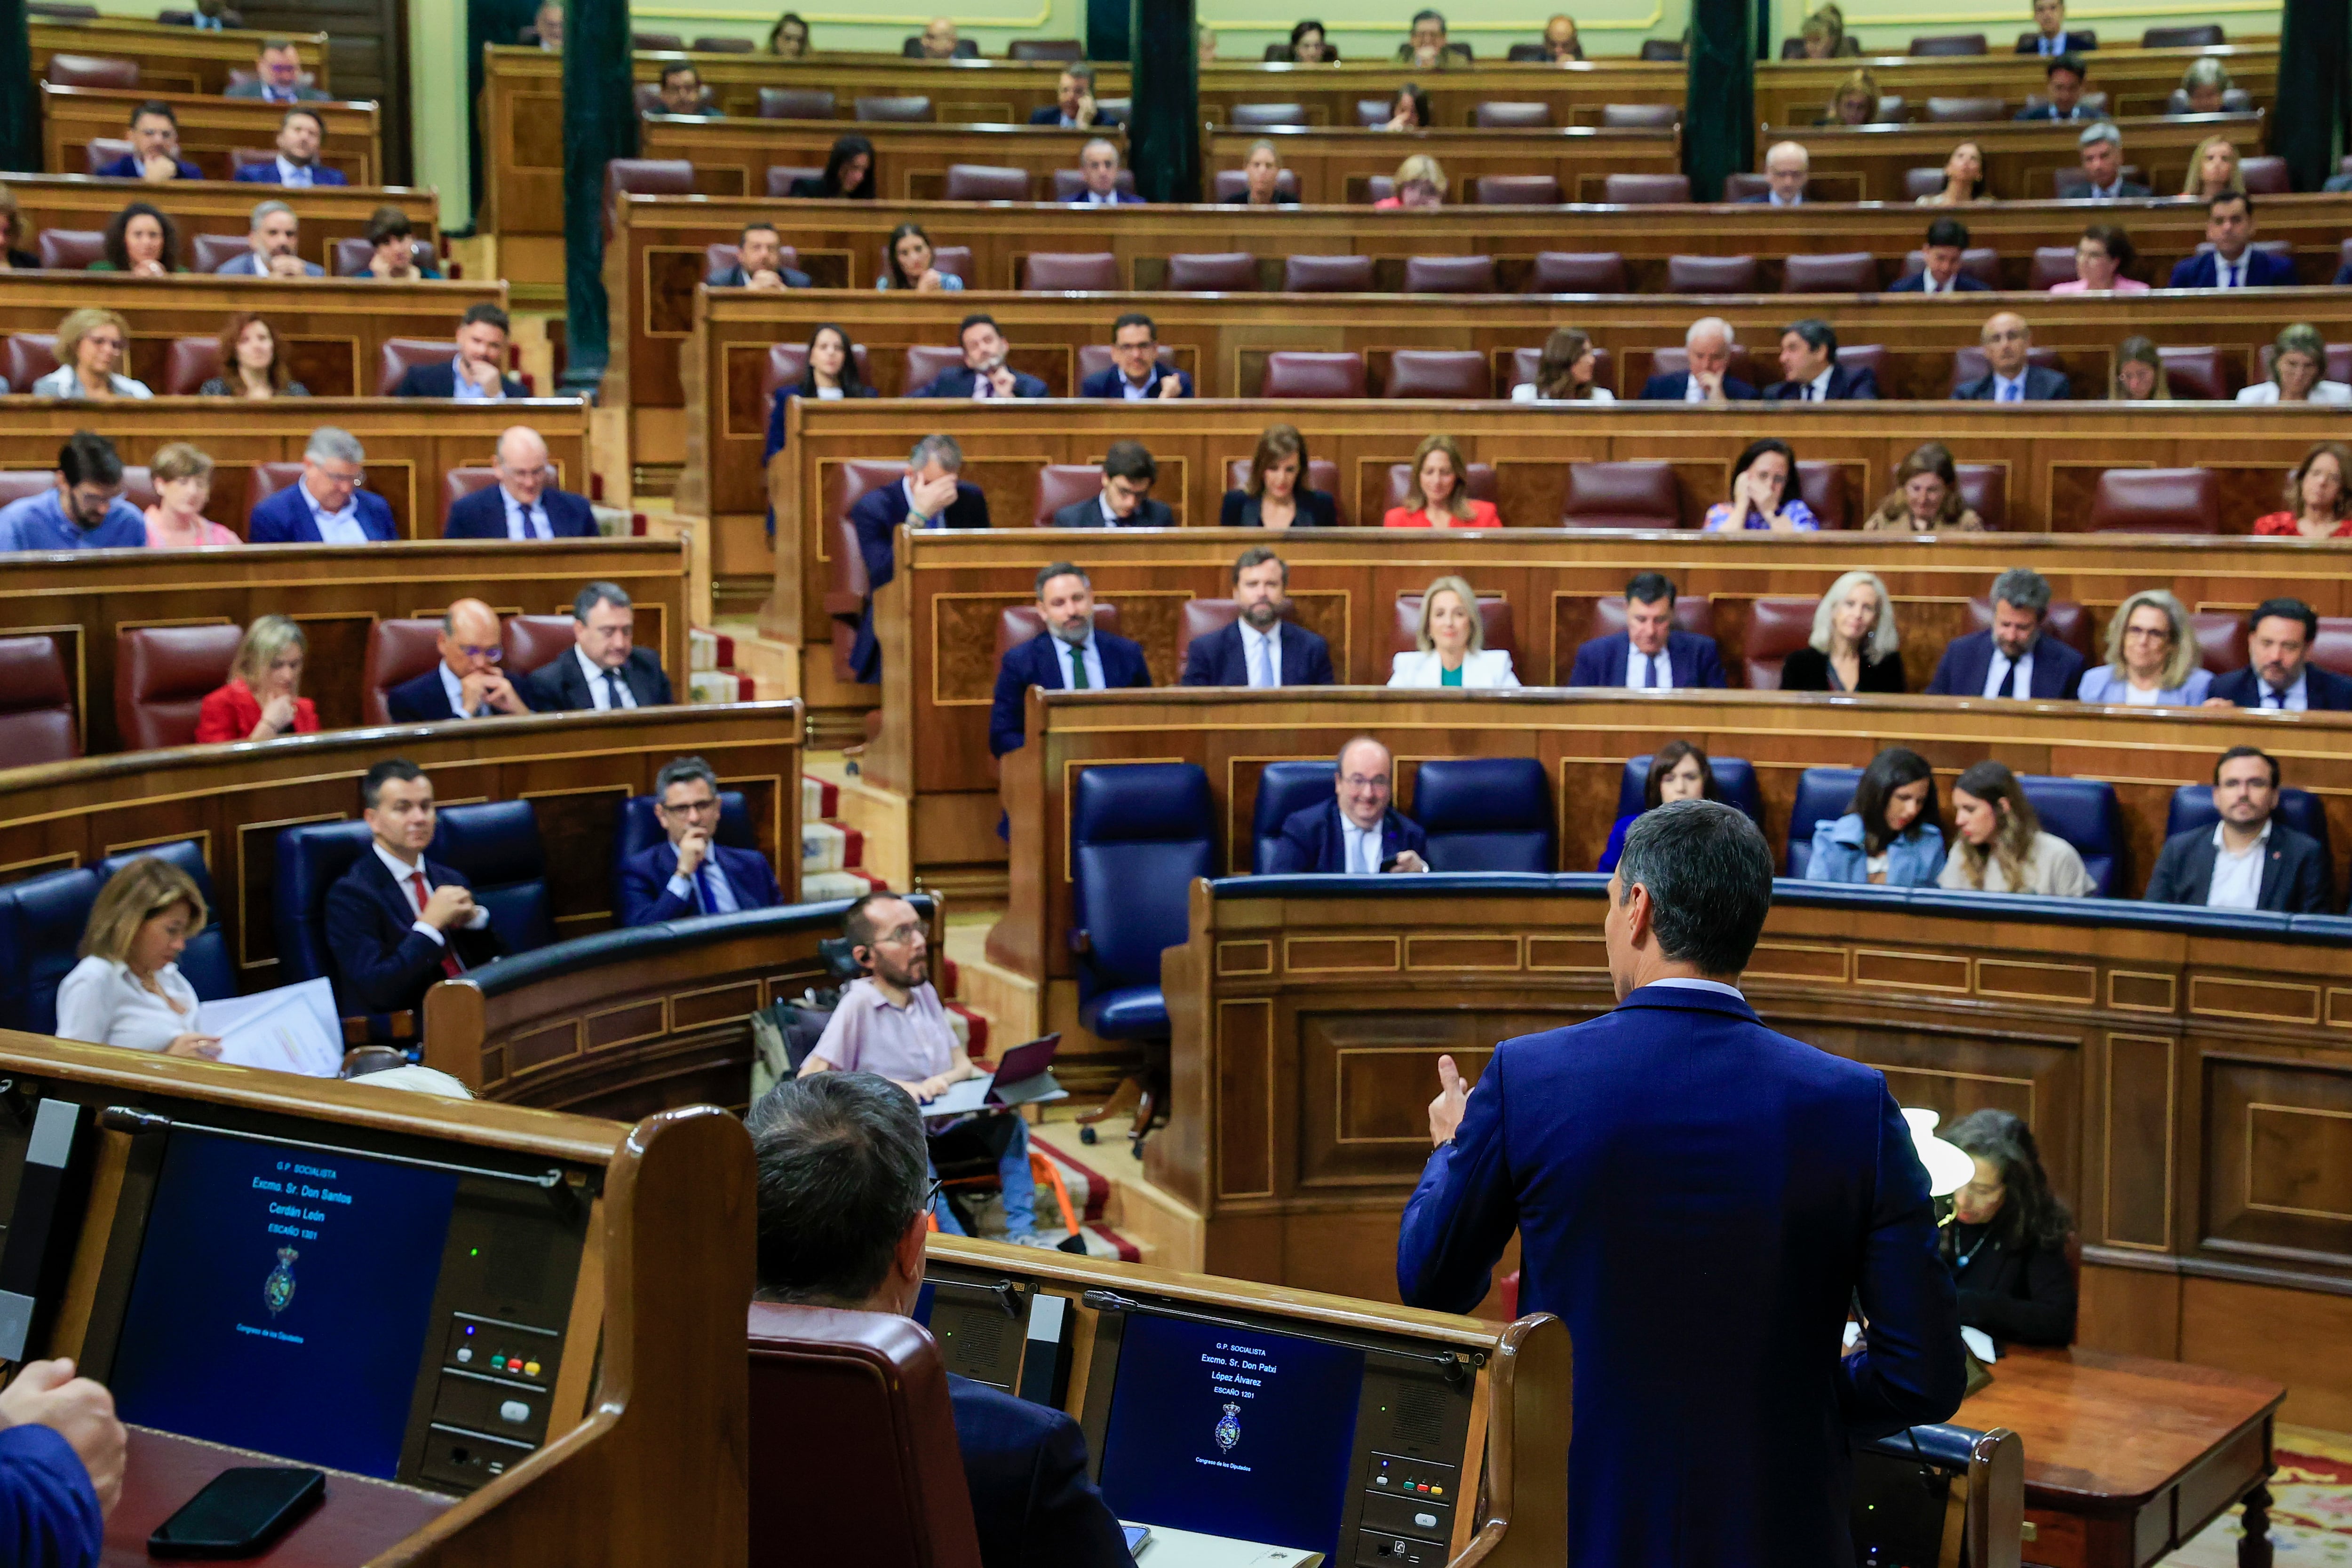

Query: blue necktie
left=1643, top=654, right=1659, bottom=689
left=1250, top=634, right=1272, bottom=688
left=699, top=863, right=723, bottom=912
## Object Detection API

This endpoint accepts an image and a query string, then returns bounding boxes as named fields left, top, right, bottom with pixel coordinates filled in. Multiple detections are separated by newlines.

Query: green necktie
left=1068, top=643, right=1089, bottom=689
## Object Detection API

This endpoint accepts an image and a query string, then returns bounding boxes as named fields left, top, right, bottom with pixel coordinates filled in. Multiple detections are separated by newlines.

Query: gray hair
left=248, top=198, right=295, bottom=230
left=2180, top=56, right=2231, bottom=92
left=1613, top=799, right=1775, bottom=979
left=303, top=426, right=364, bottom=465
left=1685, top=316, right=1735, bottom=350
left=907, top=432, right=962, bottom=471
left=747, top=1071, right=930, bottom=1306
left=1989, top=567, right=2052, bottom=617
left=656, top=754, right=719, bottom=799
left=2079, top=120, right=2121, bottom=151
left=1808, top=570, right=1900, bottom=664
left=572, top=580, right=630, bottom=620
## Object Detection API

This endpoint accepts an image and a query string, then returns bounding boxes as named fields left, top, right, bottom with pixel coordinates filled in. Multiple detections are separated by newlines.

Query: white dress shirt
left=1339, top=816, right=1383, bottom=874
left=1768, top=190, right=1802, bottom=207
left=501, top=483, right=552, bottom=539
left=1916, top=270, right=1957, bottom=294
left=1116, top=370, right=1157, bottom=400
left=437, top=662, right=489, bottom=719
left=1797, top=366, right=1835, bottom=402
left=2206, top=820, right=2269, bottom=910
left=301, top=478, right=369, bottom=544
left=1626, top=647, right=1675, bottom=691
left=576, top=647, right=638, bottom=709
left=664, top=842, right=741, bottom=912
left=274, top=155, right=316, bottom=187
left=2213, top=252, right=2248, bottom=289
left=1982, top=646, right=2035, bottom=698
left=374, top=841, right=490, bottom=946
left=1051, top=629, right=1105, bottom=690
left=1240, top=621, right=1282, bottom=688
left=54, top=956, right=199, bottom=1052
left=450, top=356, right=503, bottom=401
left=1647, top=976, right=1746, bottom=999
left=1681, top=376, right=1714, bottom=404
left=2254, top=670, right=2309, bottom=711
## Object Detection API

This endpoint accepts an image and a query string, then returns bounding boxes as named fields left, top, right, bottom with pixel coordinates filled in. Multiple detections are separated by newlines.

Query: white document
left=1128, top=1523, right=1321, bottom=1566
left=199, top=978, right=343, bottom=1077
left=1961, top=1326, right=1998, bottom=1364
left=920, top=1072, right=997, bottom=1119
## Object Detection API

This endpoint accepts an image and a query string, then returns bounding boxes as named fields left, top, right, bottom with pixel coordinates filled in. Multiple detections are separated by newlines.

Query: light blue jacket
left=1806, top=813, right=1947, bottom=887
left=2077, top=665, right=2213, bottom=705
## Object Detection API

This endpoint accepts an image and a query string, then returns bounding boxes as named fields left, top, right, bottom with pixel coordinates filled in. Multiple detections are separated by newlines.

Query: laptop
left=919, top=1033, right=1067, bottom=1118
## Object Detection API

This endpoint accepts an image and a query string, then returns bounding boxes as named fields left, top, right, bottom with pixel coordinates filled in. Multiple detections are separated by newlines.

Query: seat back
left=1924, top=95, right=2006, bottom=122
left=2237, top=156, right=2289, bottom=195
left=1795, top=462, right=1851, bottom=531
left=1413, top=758, right=1554, bottom=871
left=1618, top=755, right=1764, bottom=824
left=1526, top=251, right=1628, bottom=293
left=1955, top=465, right=2008, bottom=533
left=1250, top=761, right=1335, bottom=872
left=191, top=231, right=251, bottom=273
left=902, top=345, right=969, bottom=394
left=84, top=139, right=132, bottom=175
left=1281, top=254, right=1375, bottom=293
left=93, top=838, right=234, bottom=1002
left=1599, top=102, right=1679, bottom=129
left=378, top=337, right=459, bottom=396
left=163, top=335, right=224, bottom=394
left=1259, top=351, right=1366, bottom=398
left=603, top=158, right=694, bottom=214
left=691, top=35, right=754, bottom=50
left=855, top=96, right=934, bottom=122
left=631, top=30, right=683, bottom=47
left=1049, top=168, right=1137, bottom=202
left=1667, top=254, right=1760, bottom=294
left=1604, top=173, right=1690, bottom=203
left=1965, top=595, right=2092, bottom=658
left=1211, top=168, right=1300, bottom=202
left=1783, top=252, right=1878, bottom=293
left=0, top=863, right=105, bottom=1034
left=942, top=164, right=1029, bottom=202
left=1904, top=168, right=1952, bottom=200
left=0, top=634, right=80, bottom=766
left=2028, top=246, right=2078, bottom=290
left=431, top=801, right=554, bottom=953
left=35, top=229, right=103, bottom=270
left=2018, top=775, right=2122, bottom=895
left=1230, top=102, right=1307, bottom=127
left=1724, top=172, right=1771, bottom=200
left=1383, top=349, right=1489, bottom=399
left=1786, top=766, right=1864, bottom=877
left=2156, top=346, right=2237, bottom=401
left=272, top=817, right=376, bottom=996
left=1475, top=101, right=1552, bottom=128
left=245, top=463, right=305, bottom=523
left=1033, top=465, right=1104, bottom=526
left=117, top=625, right=242, bottom=751
left=611, top=791, right=758, bottom=897
left=764, top=165, right=824, bottom=197
left=1392, top=592, right=1511, bottom=655
left=1166, top=251, right=1258, bottom=290
left=1948, top=346, right=2065, bottom=396
left=1640, top=38, right=1684, bottom=59
left=1070, top=764, right=1214, bottom=1000
left=1743, top=596, right=1819, bottom=689
left=1563, top=461, right=1680, bottom=528
left=1508, top=347, right=1614, bottom=397
left=1021, top=251, right=1118, bottom=291
left=747, top=1303, right=983, bottom=1568
left=1473, top=174, right=1562, bottom=206
left=1909, top=32, right=1987, bottom=52
left=47, top=52, right=139, bottom=87
left=2144, top=22, right=2222, bottom=45
left=756, top=87, right=837, bottom=119
left=503, top=615, right=575, bottom=678
left=824, top=461, right=902, bottom=614
left=2088, top=468, right=2219, bottom=535
left=363, top=618, right=446, bottom=725
left=1008, top=37, right=1084, bottom=60
left=1401, top=255, right=1495, bottom=293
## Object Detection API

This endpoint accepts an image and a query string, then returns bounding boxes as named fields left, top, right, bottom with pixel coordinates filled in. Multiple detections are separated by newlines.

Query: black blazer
left=707, top=261, right=813, bottom=289
left=2016, top=28, right=2097, bottom=51
left=1049, top=496, right=1175, bottom=529
left=1779, top=645, right=1907, bottom=693
left=1219, top=489, right=1339, bottom=528
left=2143, top=821, right=2331, bottom=912
left=1948, top=1223, right=2076, bottom=1346
left=1763, top=364, right=1881, bottom=402
left=1885, top=272, right=1991, bottom=293
left=2207, top=663, right=2352, bottom=712
left=522, top=647, right=674, bottom=711
left=948, top=1375, right=1130, bottom=1568
left=785, top=176, right=872, bottom=199
left=322, top=851, right=506, bottom=1016
left=1953, top=365, right=2072, bottom=402
left=393, top=362, right=530, bottom=399
left=1025, top=104, right=1122, bottom=127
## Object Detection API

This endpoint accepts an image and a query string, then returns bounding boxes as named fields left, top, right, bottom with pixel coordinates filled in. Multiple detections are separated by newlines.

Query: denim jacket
left=1806, top=813, right=1947, bottom=887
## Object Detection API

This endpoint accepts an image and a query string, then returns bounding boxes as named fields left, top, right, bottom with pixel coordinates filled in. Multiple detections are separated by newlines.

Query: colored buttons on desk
left=500, top=1400, right=530, bottom=1424
left=455, top=1347, right=472, bottom=1363
left=523, top=1361, right=541, bottom=1377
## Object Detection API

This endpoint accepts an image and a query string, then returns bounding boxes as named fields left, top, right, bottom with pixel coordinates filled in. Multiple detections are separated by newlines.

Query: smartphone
left=1123, top=1523, right=1152, bottom=1555
left=150, top=1466, right=326, bottom=1558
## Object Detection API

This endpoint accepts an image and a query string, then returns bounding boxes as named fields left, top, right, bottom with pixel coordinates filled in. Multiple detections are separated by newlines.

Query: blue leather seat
left=1616, top=756, right=1766, bottom=827
left=1249, top=761, right=1336, bottom=874
left=273, top=819, right=379, bottom=995
left=433, top=802, right=556, bottom=954
left=1072, top=764, right=1214, bottom=1039
left=2017, top=775, right=2123, bottom=897
left=1414, top=758, right=1555, bottom=872
left=0, top=864, right=103, bottom=1035
left=1786, top=767, right=1864, bottom=878
left=2165, top=782, right=2332, bottom=864
left=611, top=790, right=758, bottom=903
left=95, top=838, right=234, bottom=1002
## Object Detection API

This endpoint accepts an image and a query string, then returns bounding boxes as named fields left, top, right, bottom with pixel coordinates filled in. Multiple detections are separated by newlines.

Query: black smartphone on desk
left=150, top=1466, right=325, bottom=1558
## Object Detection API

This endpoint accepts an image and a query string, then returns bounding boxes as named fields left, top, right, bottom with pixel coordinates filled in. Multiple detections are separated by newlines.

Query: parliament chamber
left=0, top=0, right=2346, bottom=1560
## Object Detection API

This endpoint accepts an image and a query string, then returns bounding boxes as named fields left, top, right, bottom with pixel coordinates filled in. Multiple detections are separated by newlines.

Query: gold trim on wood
left=1215, top=939, right=1274, bottom=977
left=2242, top=1101, right=2352, bottom=1224
left=2188, top=974, right=2323, bottom=1027
left=1282, top=934, right=1401, bottom=974
left=2108, top=970, right=2178, bottom=1014
left=2101, top=1031, right=2175, bottom=1253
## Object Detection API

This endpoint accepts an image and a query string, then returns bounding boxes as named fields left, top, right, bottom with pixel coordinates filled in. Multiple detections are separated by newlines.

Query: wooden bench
left=637, top=113, right=1111, bottom=206
left=1783, top=110, right=2264, bottom=202
left=40, top=83, right=383, bottom=186
left=1196, top=123, right=1681, bottom=205
left=3, top=174, right=441, bottom=275
left=29, top=17, right=333, bottom=95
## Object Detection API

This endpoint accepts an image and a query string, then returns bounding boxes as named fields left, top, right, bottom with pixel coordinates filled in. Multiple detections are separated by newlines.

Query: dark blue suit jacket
left=1884, top=271, right=1990, bottom=293
left=1638, top=371, right=1759, bottom=402
left=247, top=483, right=398, bottom=544
left=1568, top=629, right=1727, bottom=689
left=443, top=485, right=597, bottom=539
left=707, top=261, right=813, bottom=289
left=2167, top=249, right=2299, bottom=290
left=0, top=1425, right=101, bottom=1568
left=1397, top=985, right=1964, bottom=1565
left=322, top=851, right=505, bottom=1016
left=1025, top=106, right=1124, bottom=127
left=392, top=362, right=531, bottom=399
left=2208, top=662, right=2352, bottom=711
left=232, top=160, right=350, bottom=185
left=947, top=1374, right=1133, bottom=1568
left=989, top=631, right=1150, bottom=756
left=1267, top=798, right=1426, bottom=873
left=616, top=840, right=781, bottom=927
left=1079, top=362, right=1193, bottom=399
left=1764, top=364, right=1880, bottom=401
left=846, top=478, right=992, bottom=684
left=1178, top=620, right=1335, bottom=687
left=94, top=153, right=203, bottom=179
left=2145, top=821, right=2331, bottom=911
left=2018, top=27, right=2096, bottom=50
left=914, top=365, right=1050, bottom=399
left=1062, top=190, right=1144, bottom=204
left=1924, top=629, right=2086, bottom=699
left=1953, top=364, right=2072, bottom=401
left=386, top=666, right=462, bottom=723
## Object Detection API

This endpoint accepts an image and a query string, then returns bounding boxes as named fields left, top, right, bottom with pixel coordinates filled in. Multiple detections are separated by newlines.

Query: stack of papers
left=196, top=977, right=343, bottom=1078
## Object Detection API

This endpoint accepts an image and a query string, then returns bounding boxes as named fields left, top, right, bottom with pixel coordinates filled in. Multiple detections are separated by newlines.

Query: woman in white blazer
left=1389, top=574, right=1520, bottom=689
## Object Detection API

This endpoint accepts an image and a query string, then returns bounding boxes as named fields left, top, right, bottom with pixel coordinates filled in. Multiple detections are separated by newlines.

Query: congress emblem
left=264, top=1246, right=298, bottom=1317
left=1215, top=1402, right=1241, bottom=1454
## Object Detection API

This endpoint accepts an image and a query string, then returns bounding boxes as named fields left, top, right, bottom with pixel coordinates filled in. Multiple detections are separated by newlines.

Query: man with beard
left=988, top=563, right=1151, bottom=759
left=1180, top=548, right=1335, bottom=687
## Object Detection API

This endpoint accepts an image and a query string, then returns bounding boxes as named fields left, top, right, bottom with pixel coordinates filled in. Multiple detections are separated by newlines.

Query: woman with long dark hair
left=1804, top=746, right=1944, bottom=886
left=789, top=135, right=875, bottom=199
left=1942, top=1109, right=2077, bottom=1346
left=763, top=325, right=874, bottom=536
left=1599, top=740, right=1720, bottom=873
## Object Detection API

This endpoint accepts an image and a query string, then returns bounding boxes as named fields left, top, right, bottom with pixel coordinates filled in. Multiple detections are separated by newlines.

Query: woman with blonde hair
left=1819, top=67, right=1879, bottom=126
left=1915, top=140, right=1987, bottom=205
left=2077, top=589, right=2211, bottom=705
left=143, top=443, right=241, bottom=549
left=54, top=856, right=221, bottom=1056
left=1780, top=570, right=1904, bottom=693
left=2237, top=325, right=2352, bottom=405
left=195, top=615, right=318, bottom=742
left=1373, top=153, right=1447, bottom=209
left=1939, top=760, right=2093, bottom=897
left=1227, top=139, right=1297, bottom=206
left=31, top=308, right=151, bottom=399
left=2252, top=443, right=2352, bottom=540
left=1389, top=575, right=1518, bottom=688
left=2182, top=134, right=2242, bottom=198
left=1801, top=3, right=1860, bottom=57
left=1383, top=435, right=1498, bottom=528
left=0, top=183, right=35, bottom=269
left=1512, top=327, right=1612, bottom=402
left=2110, top=336, right=2171, bottom=401
left=1865, top=442, right=1984, bottom=532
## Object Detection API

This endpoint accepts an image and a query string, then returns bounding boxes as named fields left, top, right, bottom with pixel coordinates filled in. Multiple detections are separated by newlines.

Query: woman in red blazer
left=194, top=615, right=320, bottom=743
left=1383, top=435, right=1500, bottom=529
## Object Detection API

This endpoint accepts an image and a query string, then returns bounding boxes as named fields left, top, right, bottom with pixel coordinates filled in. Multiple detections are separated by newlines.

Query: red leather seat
left=1392, top=593, right=1513, bottom=655
left=1924, top=95, right=2007, bottom=121
left=1475, top=102, right=1552, bottom=127
left=764, top=165, right=823, bottom=197
left=377, top=338, right=459, bottom=396
left=502, top=615, right=574, bottom=677
left=83, top=139, right=132, bottom=176
left=943, top=164, right=1029, bottom=202
left=1281, top=254, right=1374, bottom=293
left=116, top=625, right=241, bottom=751
left=1783, top=253, right=1879, bottom=293
left=603, top=158, right=693, bottom=207
left=35, top=230, right=102, bottom=271
left=1354, top=98, right=1394, bottom=128
left=1742, top=597, right=1818, bottom=689
left=747, top=1304, right=983, bottom=1568
left=822, top=461, right=900, bottom=676
left=1968, top=596, right=2091, bottom=657
left=1167, top=252, right=1258, bottom=290
left=901, top=345, right=967, bottom=394
left=2029, top=246, right=2079, bottom=290
left=244, top=462, right=306, bottom=520
left=1593, top=594, right=1715, bottom=642
left=2188, top=610, right=2249, bottom=673
left=1903, top=168, right=1953, bottom=200
left=1475, top=175, right=1561, bottom=205
left=1021, top=252, right=1118, bottom=290
left=2259, top=341, right=2352, bottom=385
left=1260, top=351, right=1367, bottom=398
left=692, top=35, right=755, bottom=50
left=1033, top=465, right=1103, bottom=525
left=1231, top=102, right=1307, bottom=127
left=2157, top=346, right=2239, bottom=401
left=1075, top=345, right=1115, bottom=387
left=1902, top=246, right=2002, bottom=287
left=2238, top=157, right=2290, bottom=195
left=1508, top=346, right=1614, bottom=395
left=1794, top=462, right=1851, bottom=530
left=1008, top=37, right=1084, bottom=59
left=362, top=619, right=446, bottom=726
left=1838, top=345, right=1889, bottom=390
left=1383, top=350, right=1490, bottom=399
left=1947, top=346, right=2066, bottom=396
left=1605, top=173, right=1690, bottom=203
left=1955, top=465, right=2007, bottom=533
left=762, top=341, right=872, bottom=420
left=46, top=53, right=138, bottom=87
left=2145, top=22, right=2222, bottom=44
left=1667, top=255, right=1760, bottom=294
left=2089, top=468, right=2220, bottom=535
left=1382, top=462, right=1496, bottom=514
left=631, top=31, right=683, bottom=48
left=0, top=635, right=79, bottom=765
left=757, top=87, right=836, bottom=118
left=1402, top=255, right=1495, bottom=293
left=1909, top=32, right=1987, bottom=52
left=1600, top=103, right=1679, bottom=129
left=0, top=475, right=51, bottom=510
left=1640, top=38, right=1683, bottom=58
left=1224, top=459, right=1345, bottom=524
left=1564, top=462, right=1681, bottom=528
left=1049, top=168, right=1136, bottom=202
left=333, top=237, right=437, bottom=277
left=997, top=602, right=1120, bottom=657
left=5, top=333, right=60, bottom=389
left=1210, top=168, right=1300, bottom=202
left=855, top=96, right=933, bottom=121
left=439, top=468, right=498, bottom=531
left=1525, top=252, right=1628, bottom=293
left=1176, top=599, right=1240, bottom=664
left=1722, top=173, right=1771, bottom=201
left=190, top=232, right=251, bottom=273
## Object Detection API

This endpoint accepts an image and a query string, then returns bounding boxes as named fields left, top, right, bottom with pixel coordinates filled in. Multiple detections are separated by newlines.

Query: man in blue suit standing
left=1926, top=567, right=2086, bottom=699
left=230, top=107, right=348, bottom=186
left=323, top=760, right=507, bottom=1018
left=1180, top=547, right=1336, bottom=688
left=93, top=103, right=203, bottom=180
left=617, top=756, right=782, bottom=926
left=247, top=427, right=400, bottom=543
left=988, top=563, right=1150, bottom=758
left=2168, top=194, right=2298, bottom=289
left=444, top=427, right=597, bottom=539
left=1398, top=800, right=1964, bottom=1564
left=2203, top=599, right=2352, bottom=711
left=845, top=433, right=992, bottom=684
left=912, top=315, right=1049, bottom=400
left=1569, top=572, right=1727, bottom=689
left=1267, top=736, right=1429, bottom=873
left=1081, top=313, right=1192, bottom=399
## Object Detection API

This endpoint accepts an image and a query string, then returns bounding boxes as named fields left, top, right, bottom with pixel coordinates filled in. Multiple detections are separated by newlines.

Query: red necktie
left=409, top=871, right=465, bottom=978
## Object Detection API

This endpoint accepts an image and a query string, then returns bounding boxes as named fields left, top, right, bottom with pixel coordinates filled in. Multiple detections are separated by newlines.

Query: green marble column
left=1127, top=0, right=1200, bottom=205
left=1686, top=0, right=1756, bottom=208
left=560, top=0, right=635, bottom=391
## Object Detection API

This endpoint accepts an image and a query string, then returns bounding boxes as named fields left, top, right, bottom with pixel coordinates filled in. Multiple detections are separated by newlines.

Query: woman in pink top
left=2048, top=225, right=2148, bottom=294
left=143, top=443, right=242, bottom=548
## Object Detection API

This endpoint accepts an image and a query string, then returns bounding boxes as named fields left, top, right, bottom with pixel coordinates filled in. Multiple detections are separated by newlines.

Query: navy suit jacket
left=386, top=666, right=462, bottom=723
left=1049, top=497, right=1175, bottom=529
left=323, top=851, right=506, bottom=1016
left=213, top=250, right=325, bottom=277
left=2144, top=822, right=2331, bottom=912
left=1178, top=620, right=1335, bottom=687
left=1025, top=105, right=1124, bottom=127
left=1397, top=984, right=1964, bottom=1565
left=2018, top=27, right=2096, bottom=50
left=914, top=365, right=1050, bottom=399
left=2208, top=663, right=2352, bottom=711
left=1079, top=363, right=1193, bottom=399
left=522, top=647, right=674, bottom=711
left=1568, top=629, right=1727, bottom=689
left=393, top=362, right=531, bottom=399
left=246, top=483, right=398, bottom=544
left=1764, top=364, right=1880, bottom=401
left=1267, top=798, right=1426, bottom=873
left=616, top=840, right=781, bottom=927
left=94, top=153, right=203, bottom=179
left=2013, top=103, right=2094, bottom=121
left=2167, top=249, right=2299, bottom=290
left=444, top=485, right=597, bottom=539
left=232, top=161, right=349, bottom=185
left=1638, top=371, right=1759, bottom=402
left=989, top=631, right=1150, bottom=756
left=1924, top=629, right=2086, bottom=699
left=707, top=261, right=813, bottom=289
left=0, top=1425, right=102, bottom=1568
left=1062, top=190, right=1144, bottom=205
left=845, top=478, right=991, bottom=684
left=1884, top=271, right=1990, bottom=293
left=1954, top=364, right=2072, bottom=402
left=947, top=1375, right=1133, bottom=1568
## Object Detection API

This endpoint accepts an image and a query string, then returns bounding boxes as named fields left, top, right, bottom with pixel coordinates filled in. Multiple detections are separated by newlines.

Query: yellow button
left=1430, top=1487, right=1444, bottom=1497
left=523, top=1361, right=541, bottom=1377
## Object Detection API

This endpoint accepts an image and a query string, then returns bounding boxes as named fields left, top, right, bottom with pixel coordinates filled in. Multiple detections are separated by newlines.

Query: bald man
left=911, top=16, right=961, bottom=56
left=385, top=599, right=538, bottom=721
left=1954, top=311, right=2071, bottom=401
left=443, top=427, right=597, bottom=539
left=1739, top=141, right=1810, bottom=205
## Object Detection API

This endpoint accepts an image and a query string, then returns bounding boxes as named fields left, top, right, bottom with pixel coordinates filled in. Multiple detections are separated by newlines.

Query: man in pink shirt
left=799, top=893, right=1054, bottom=1245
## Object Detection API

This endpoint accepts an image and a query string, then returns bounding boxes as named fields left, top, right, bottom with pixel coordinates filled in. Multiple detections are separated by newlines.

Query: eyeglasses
left=658, top=795, right=721, bottom=816
left=451, top=644, right=503, bottom=662
left=1341, top=774, right=1391, bottom=790
left=924, top=1175, right=944, bottom=1209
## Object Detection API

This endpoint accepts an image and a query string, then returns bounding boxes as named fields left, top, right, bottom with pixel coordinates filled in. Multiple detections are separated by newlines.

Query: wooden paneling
left=40, top=84, right=383, bottom=187
left=4, top=174, right=439, bottom=262
left=640, top=115, right=1109, bottom=209
left=1750, top=45, right=2274, bottom=128
left=29, top=19, right=334, bottom=95
left=1786, top=111, right=2263, bottom=203
left=1201, top=125, right=1682, bottom=206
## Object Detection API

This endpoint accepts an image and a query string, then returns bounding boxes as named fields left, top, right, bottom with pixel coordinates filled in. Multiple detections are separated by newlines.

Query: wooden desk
left=1965, top=1347, right=2284, bottom=1568
left=29, top=17, right=334, bottom=96
left=1782, top=111, right=2265, bottom=203
left=1752, top=45, right=2275, bottom=128
left=1195, top=124, right=1680, bottom=206
left=638, top=113, right=1110, bottom=206
left=4, top=173, right=440, bottom=264
left=40, top=84, right=383, bottom=187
